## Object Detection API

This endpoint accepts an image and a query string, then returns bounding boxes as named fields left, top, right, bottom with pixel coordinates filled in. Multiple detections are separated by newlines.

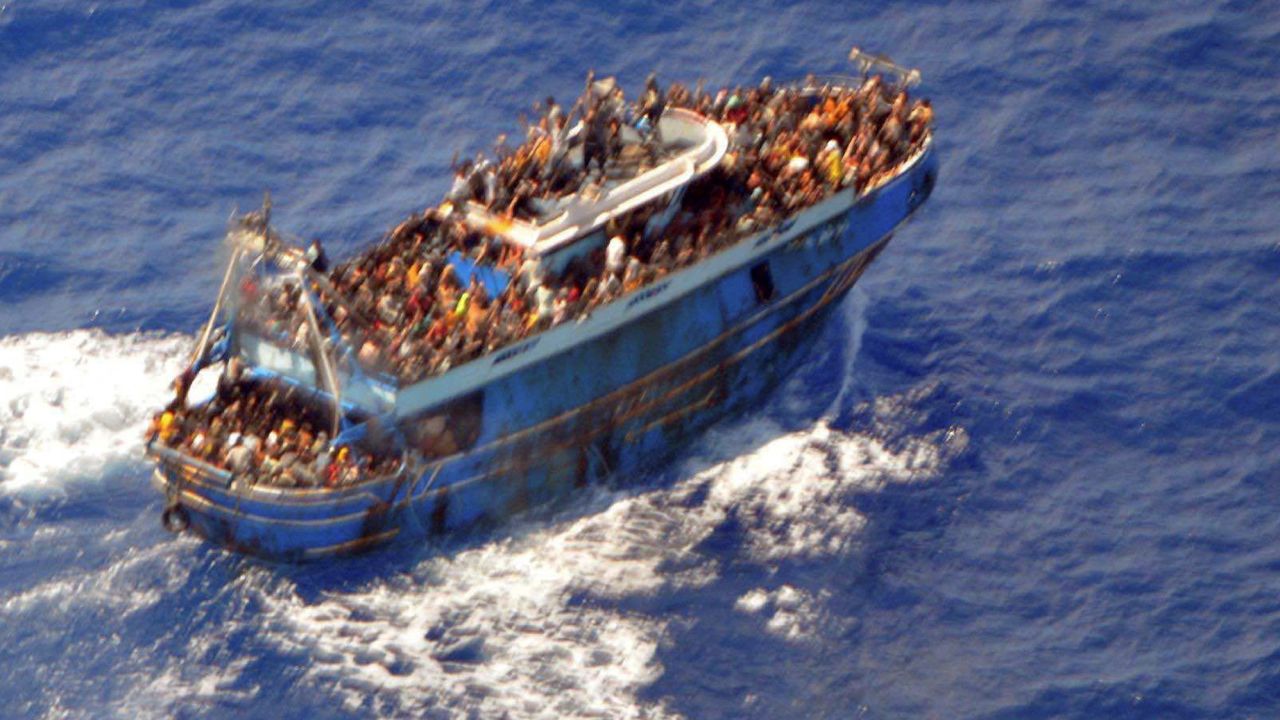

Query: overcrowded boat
left=145, top=47, right=939, bottom=560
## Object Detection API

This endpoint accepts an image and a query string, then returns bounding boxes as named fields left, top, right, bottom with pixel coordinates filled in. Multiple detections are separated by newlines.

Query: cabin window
left=750, top=262, right=775, bottom=303
left=407, top=390, right=485, bottom=458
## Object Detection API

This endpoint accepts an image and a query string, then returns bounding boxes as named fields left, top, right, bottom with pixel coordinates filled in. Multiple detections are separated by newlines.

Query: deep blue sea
left=2, top=1, right=1279, bottom=718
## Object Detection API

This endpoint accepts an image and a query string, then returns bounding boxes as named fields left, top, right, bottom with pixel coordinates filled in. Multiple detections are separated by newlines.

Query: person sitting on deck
left=225, top=434, right=252, bottom=474
left=908, top=99, right=933, bottom=142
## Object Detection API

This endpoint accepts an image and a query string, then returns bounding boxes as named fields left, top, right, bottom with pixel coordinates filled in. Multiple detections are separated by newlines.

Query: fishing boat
left=145, top=48, right=938, bottom=560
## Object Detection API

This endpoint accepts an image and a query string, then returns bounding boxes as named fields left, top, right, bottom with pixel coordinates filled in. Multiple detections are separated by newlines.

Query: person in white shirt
left=226, top=438, right=253, bottom=475
left=606, top=234, right=627, bottom=276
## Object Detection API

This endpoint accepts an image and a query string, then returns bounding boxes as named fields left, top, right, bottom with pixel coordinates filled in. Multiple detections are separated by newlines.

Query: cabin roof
left=462, top=108, right=728, bottom=257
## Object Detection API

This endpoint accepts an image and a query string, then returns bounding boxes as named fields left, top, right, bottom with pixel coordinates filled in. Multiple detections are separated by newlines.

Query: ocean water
left=2, top=1, right=1278, bottom=718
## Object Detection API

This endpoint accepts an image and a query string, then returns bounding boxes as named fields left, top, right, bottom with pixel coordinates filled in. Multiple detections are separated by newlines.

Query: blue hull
left=153, top=145, right=938, bottom=560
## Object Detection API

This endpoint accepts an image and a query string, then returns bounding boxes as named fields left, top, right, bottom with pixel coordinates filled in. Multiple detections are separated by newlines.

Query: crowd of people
left=447, top=73, right=678, bottom=221
left=155, top=70, right=934, bottom=488
left=148, top=363, right=401, bottom=489
left=238, top=71, right=933, bottom=386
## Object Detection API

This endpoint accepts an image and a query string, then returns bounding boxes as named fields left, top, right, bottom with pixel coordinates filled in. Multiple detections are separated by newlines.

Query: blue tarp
left=447, top=251, right=511, bottom=298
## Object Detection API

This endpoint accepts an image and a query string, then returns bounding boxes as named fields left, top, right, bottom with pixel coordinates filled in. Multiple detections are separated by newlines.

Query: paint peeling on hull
left=151, top=143, right=938, bottom=560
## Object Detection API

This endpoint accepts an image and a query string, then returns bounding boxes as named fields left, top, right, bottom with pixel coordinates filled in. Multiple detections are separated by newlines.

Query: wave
left=0, top=329, right=189, bottom=497
left=235, top=292, right=966, bottom=717
left=0, top=292, right=967, bottom=718
left=243, top=400, right=965, bottom=718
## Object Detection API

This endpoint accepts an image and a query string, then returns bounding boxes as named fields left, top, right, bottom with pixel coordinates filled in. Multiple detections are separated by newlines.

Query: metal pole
left=296, top=276, right=344, bottom=438
left=189, top=245, right=245, bottom=367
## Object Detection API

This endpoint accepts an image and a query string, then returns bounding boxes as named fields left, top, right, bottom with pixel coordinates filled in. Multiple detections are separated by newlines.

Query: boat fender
left=162, top=504, right=190, bottom=534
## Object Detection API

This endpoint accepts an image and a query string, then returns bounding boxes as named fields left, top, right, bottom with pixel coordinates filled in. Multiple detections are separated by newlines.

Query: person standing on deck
left=640, top=72, right=665, bottom=145
left=305, top=239, right=329, bottom=273
left=544, top=96, right=562, bottom=132
left=606, top=234, right=627, bottom=277
left=582, top=104, right=608, bottom=176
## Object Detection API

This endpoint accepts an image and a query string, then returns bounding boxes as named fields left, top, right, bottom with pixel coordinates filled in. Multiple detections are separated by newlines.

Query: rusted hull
left=153, top=145, right=937, bottom=560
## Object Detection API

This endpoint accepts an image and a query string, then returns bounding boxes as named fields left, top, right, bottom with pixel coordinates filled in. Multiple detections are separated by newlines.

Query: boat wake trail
left=241, top=292, right=968, bottom=718
left=0, top=330, right=188, bottom=497
left=0, top=293, right=968, bottom=718
left=252, top=416, right=965, bottom=718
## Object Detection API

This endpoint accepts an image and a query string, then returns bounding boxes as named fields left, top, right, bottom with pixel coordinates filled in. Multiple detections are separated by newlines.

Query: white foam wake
left=246, top=410, right=965, bottom=718
left=734, top=585, right=833, bottom=643
left=0, top=330, right=189, bottom=496
left=243, top=292, right=967, bottom=718
left=0, top=293, right=969, bottom=718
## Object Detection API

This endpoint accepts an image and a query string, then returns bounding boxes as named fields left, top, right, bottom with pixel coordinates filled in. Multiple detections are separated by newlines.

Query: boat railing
left=148, top=441, right=234, bottom=487
left=464, top=107, right=728, bottom=255
left=797, top=74, right=869, bottom=93
left=531, top=108, right=727, bottom=252
left=792, top=49, right=921, bottom=96
left=847, top=47, right=922, bottom=87
left=150, top=438, right=410, bottom=497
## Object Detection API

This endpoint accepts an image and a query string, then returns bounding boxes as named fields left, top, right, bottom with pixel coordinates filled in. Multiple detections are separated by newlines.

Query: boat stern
left=147, top=444, right=400, bottom=561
